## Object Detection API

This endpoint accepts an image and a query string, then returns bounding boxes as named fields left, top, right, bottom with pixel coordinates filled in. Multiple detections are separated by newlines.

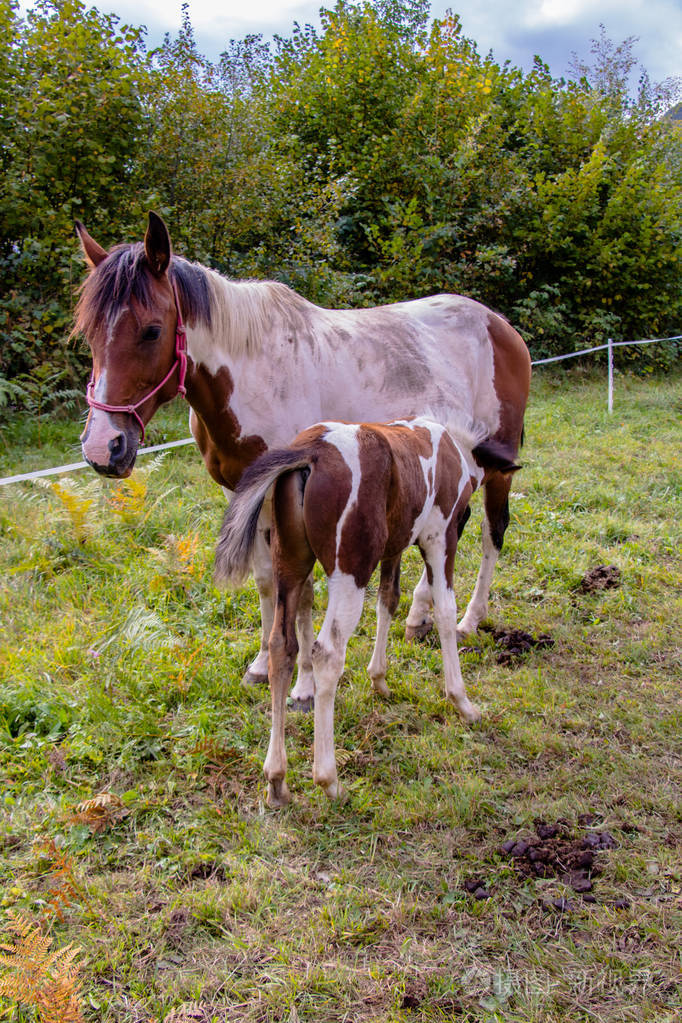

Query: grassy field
left=0, top=370, right=681, bottom=1023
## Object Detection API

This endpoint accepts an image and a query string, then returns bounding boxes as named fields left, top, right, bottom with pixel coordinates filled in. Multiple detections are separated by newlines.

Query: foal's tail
left=214, top=449, right=312, bottom=588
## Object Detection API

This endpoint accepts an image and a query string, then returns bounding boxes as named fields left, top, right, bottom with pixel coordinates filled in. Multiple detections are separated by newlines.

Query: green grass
left=0, top=370, right=681, bottom=1022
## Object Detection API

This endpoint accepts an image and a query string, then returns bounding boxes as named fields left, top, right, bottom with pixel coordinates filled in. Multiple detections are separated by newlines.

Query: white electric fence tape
left=1, top=334, right=679, bottom=488
left=0, top=437, right=196, bottom=487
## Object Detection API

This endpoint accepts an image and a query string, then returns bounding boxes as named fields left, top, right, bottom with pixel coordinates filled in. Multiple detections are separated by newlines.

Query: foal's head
left=74, top=213, right=181, bottom=477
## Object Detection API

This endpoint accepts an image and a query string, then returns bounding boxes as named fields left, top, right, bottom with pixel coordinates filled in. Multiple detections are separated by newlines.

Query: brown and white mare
left=75, top=213, right=531, bottom=707
left=215, top=417, right=520, bottom=805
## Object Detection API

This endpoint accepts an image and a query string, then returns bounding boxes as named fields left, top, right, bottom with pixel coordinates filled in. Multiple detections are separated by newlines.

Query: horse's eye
left=141, top=325, right=162, bottom=342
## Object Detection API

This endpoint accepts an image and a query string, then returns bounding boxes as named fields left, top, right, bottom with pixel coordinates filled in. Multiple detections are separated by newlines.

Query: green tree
left=0, top=0, right=146, bottom=389
left=1, top=0, right=680, bottom=401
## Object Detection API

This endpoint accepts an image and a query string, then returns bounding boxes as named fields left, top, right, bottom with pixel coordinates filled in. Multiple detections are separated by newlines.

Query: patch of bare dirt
left=578, top=564, right=622, bottom=593
left=164, top=907, right=192, bottom=949
left=186, top=860, right=228, bottom=883
left=400, top=977, right=428, bottom=1009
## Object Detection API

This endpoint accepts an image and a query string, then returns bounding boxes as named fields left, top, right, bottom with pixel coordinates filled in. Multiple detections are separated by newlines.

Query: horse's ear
left=75, top=221, right=108, bottom=268
left=144, top=211, right=171, bottom=277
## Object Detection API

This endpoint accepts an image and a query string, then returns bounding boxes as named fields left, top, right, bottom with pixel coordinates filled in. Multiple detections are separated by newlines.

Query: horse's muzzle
left=81, top=413, right=138, bottom=477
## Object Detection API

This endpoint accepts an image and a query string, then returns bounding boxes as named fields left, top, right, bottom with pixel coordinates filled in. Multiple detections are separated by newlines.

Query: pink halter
left=85, top=280, right=188, bottom=443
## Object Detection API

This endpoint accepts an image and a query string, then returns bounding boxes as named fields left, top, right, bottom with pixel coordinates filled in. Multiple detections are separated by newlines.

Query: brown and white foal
left=215, top=416, right=519, bottom=806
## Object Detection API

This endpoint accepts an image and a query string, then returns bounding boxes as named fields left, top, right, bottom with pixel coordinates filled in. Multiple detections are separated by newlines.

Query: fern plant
left=34, top=477, right=99, bottom=544
left=37, top=841, right=93, bottom=923
left=108, top=453, right=172, bottom=524
left=70, top=792, right=129, bottom=834
left=149, top=531, right=201, bottom=591
left=48, top=480, right=95, bottom=544
left=0, top=910, right=84, bottom=1023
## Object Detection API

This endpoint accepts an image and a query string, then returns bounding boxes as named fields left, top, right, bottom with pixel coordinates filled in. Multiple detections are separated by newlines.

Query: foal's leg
left=367, top=556, right=401, bottom=697
left=245, top=514, right=315, bottom=697
left=405, top=567, right=434, bottom=641
left=263, top=575, right=303, bottom=807
left=312, top=571, right=366, bottom=801
left=458, top=472, right=512, bottom=636
left=244, top=508, right=274, bottom=686
left=218, top=481, right=274, bottom=687
left=290, top=573, right=316, bottom=712
left=422, top=535, right=481, bottom=724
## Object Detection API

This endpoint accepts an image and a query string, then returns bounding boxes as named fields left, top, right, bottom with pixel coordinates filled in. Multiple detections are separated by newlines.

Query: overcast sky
left=25, top=0, right=682, bottom=85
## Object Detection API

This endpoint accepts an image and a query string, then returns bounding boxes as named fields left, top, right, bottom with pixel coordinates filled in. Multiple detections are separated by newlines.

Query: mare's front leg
left=422, top=532, right=481, bottom=724
left=312, top=572, right=365, bottom=801
left=405, top=567, right=433, bottom=641
left=367, top=556, right=401, bottom=697
left=244, top=507, right=274, bottom=686
left=458, top=472, right=511, bottom=636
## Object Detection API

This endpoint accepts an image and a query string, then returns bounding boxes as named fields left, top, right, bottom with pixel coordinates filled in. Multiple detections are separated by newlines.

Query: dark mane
left=74, top=243, right=213, bottom=338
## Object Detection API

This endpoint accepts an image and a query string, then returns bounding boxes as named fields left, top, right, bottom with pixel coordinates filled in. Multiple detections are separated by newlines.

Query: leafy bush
left=0, top=0, right=680, bottom=406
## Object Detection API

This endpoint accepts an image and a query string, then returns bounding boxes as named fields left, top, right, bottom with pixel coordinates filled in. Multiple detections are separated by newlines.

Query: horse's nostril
left=109, top=433, right=127, bottom=463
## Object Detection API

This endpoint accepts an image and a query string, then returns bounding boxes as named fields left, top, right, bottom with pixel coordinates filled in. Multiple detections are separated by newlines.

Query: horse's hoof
left=288, top=696, right=314, bottom=713
left=243, top=669, right=268, bottom=687
left=267, top=778, right=291, bottom=808
left=370, top=675, right=390, bottom=698
left=405, top=620, right=433, bottom=641
left=457, top=615, right=483, bottom=638
left=324, top=781, right=348, bottom=804
left=460, top=702, right=482, bottom=725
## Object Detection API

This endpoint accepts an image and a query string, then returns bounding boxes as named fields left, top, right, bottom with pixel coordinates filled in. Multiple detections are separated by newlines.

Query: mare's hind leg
left=368, top=556, right=401, bottom=696
left=458, top=471, right=512, bottom=637
left=405, top=567, right=433, bottom=641
left=312, top=572, right=366, bottom=801
left=244, top=508, right=274, bottom=686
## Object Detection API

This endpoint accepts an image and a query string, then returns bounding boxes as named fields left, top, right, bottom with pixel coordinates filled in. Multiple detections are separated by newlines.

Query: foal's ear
left=144, top=211, right=172, bottom=277
left=75, top=221, right=108, bottom=268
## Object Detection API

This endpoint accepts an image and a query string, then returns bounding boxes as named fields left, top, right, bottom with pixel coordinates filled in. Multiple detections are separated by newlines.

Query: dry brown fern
left=38, top=839, right=89, bottom=923
left=164, top=1003, right=212, bottom=1022
left=0, top=909, right=84, bottom=1023
left=69, top=791, right=129, bottom=833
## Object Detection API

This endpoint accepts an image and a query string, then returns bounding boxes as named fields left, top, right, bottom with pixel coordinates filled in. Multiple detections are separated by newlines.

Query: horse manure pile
left=578, top=564, right=622, bottom=593
left=464, top=820, right=623, bottom=911
left=481, top=624, right=555, bottom=665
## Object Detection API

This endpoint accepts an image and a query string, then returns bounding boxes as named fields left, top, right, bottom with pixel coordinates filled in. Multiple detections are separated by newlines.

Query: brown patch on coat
left=333, top=424, right=442, bottom=585
left=434, top=432, right=473, bottom=585
left=326, top=423, right=474, bottom=590
left=186, top=362, right=267, bottom=489
left=487, top=313, right=531, bottom=455
left=335, top=429, right=394, bottom=585
left=375, top=424, right=432, bottom=558
left=433, top=431, right=468, bottom=520
left=271, top=468, right=316, bottom=590
left=297, top=437, right=354, bottom=577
